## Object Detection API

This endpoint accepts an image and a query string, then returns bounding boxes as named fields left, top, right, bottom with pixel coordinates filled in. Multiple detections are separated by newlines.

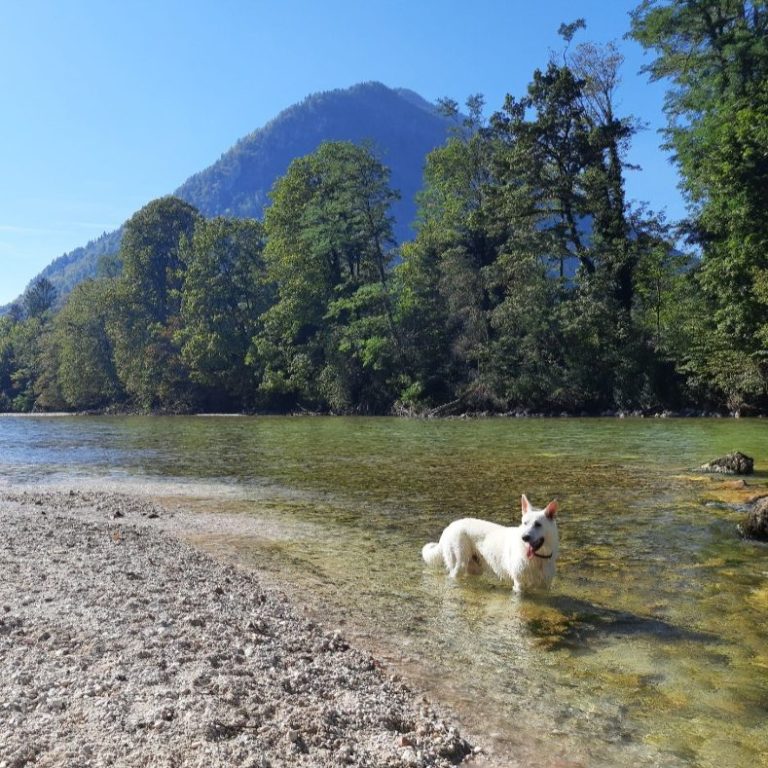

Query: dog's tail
left=421, top=541, right=444, bottom=568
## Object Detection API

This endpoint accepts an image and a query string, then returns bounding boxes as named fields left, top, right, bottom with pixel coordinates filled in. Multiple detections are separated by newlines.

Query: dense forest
left=2, top=2, right=767, bottom=416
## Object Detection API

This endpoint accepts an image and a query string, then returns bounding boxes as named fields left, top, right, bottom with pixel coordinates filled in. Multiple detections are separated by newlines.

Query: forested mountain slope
left=7, top=82, right=450, bottom=309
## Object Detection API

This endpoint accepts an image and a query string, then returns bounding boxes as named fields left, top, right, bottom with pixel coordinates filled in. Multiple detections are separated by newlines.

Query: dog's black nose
left=521, top=534, right=531, bottom=542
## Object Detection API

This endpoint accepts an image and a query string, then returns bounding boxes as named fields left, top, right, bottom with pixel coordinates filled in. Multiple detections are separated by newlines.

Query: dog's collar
left=533, top=551, right=553, bottom=559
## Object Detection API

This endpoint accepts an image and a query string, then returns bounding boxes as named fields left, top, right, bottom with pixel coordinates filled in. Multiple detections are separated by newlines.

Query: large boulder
left=699, top=451, right=754, bottom=475
left=740, top=497, right=768, bottom=541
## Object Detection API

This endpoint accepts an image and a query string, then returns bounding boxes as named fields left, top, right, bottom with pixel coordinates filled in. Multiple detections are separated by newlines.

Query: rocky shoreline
left=0, top=491, right=476, bottom=768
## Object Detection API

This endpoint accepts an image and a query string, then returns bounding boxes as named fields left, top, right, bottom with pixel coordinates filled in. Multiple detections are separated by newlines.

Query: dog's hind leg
left=442, top=541, right=462, bottom=578
left=446, top=537, right=469, bottom=578
left=446, top=551, right=462, bottom=578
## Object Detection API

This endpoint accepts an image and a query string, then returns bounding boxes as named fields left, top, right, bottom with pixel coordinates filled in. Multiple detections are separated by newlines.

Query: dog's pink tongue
left=526, top=543, right=535, bottom=559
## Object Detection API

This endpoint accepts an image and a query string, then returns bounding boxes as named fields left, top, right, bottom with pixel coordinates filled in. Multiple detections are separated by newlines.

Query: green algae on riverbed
left=2, top=415, right=768, bottom=766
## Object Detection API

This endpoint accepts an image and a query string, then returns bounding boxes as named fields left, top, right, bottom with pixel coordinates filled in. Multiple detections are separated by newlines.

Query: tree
left=258, top=141, right=401, bottom=412
left=0, top=280, right=64, bottom=411
left=109, top=197, right=200, bottom=410
left=492, top=37, right=637, bottom=309
left=631, top=0, right=768, bottom=410
left=0, top=316, right=18, bottom=410
left=396, top=96, right=507, bottom=411
left=488, top=26, right=682, bottom=411
left=178, top=217, right=273, bottom=409
left=0, top=315, right=52, bottom=411
left=399, top=25, right=681, bottom=414
left=23, top=277, right=57, bottom=319
left=119, top=196, right=200, bottom=324
left=52, top=280, right=123, bottom=410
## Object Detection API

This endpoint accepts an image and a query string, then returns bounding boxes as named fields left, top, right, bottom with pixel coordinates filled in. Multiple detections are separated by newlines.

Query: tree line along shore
left=2, top=5, right=767, bottom=418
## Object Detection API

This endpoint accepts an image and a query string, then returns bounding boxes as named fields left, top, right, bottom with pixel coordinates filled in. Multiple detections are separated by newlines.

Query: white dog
left=421, top=495, right=559, bottom=593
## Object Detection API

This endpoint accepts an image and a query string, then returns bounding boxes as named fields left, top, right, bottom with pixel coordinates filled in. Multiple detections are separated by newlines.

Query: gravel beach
left=0, top=490, right=475, bottom=768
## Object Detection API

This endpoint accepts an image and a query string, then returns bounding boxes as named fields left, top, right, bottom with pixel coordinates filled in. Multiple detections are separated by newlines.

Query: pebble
left=0, top=489, right=473, bottom=767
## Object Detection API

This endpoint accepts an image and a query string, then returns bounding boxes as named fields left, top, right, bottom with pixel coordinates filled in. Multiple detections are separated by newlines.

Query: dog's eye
left=534, top=521, right=542, bottom=528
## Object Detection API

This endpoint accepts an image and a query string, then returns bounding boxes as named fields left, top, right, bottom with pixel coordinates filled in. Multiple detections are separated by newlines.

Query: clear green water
left=2, top=415, right=768, bottom=766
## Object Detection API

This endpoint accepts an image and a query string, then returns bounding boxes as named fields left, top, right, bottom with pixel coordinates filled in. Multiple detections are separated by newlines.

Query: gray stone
left=740, top=497, right=768, bottom=541
left=699, top=451, right=754, bottom=475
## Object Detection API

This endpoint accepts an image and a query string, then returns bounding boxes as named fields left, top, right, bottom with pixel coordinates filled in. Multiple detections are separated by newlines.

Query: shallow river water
left=2, top=415, right=767, bottom=767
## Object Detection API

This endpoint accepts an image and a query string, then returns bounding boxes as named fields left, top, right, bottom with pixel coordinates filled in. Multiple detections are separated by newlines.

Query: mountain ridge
left=6, top=82, right=451, bottom=311
left=174, top=81, right=449, bottom=233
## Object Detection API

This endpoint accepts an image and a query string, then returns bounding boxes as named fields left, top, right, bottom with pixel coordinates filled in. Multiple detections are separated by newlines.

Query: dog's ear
left=545, top=500, right=558, bottom=519
left=521, top=494, right=532, bottom=516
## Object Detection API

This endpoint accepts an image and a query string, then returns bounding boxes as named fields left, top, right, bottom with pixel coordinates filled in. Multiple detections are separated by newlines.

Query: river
left=1, top=415, right=767, bottom=767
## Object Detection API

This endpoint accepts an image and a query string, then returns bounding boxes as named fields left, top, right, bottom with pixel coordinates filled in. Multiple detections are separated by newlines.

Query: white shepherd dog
left=421, top=495, right=559, bottom=593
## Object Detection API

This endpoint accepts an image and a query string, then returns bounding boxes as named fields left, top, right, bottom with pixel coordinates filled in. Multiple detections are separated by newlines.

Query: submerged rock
left=699, top=451, right=754, bottom=475
left=740, top=497, right=768, bottom=541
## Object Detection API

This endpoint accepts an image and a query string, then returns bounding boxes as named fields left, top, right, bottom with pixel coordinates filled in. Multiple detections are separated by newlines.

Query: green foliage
left=487, top=251, right=569, bottom=409
left=109, top=197, right=200, bottom=411
left=52, top=280, right=123, bottom=410
left=259, top=141, right=401, bottom=412
left=395, top=101, right=506, bottom=409
left=0, top=317, right=20, bottom=411
left=1, top=29, right=763, bottom=415
left=0, top=314, right=54, bottom=411
left=7, top=84, right=450, bottom=314
left=631, top=0, right=768, bottom=409
left=178, top=217, right=273, bottom=409
left=693, top=90, right=768, bottom=348
left=23, top=277, right=57, bottom=319
left=398, top=38, right=673, bottom=414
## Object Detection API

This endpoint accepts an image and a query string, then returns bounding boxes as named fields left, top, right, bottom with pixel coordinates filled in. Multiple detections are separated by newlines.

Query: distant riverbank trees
left=1, top=8, right=766, bottom=415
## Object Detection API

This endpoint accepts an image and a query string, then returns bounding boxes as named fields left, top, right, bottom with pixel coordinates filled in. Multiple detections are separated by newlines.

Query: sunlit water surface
left=2, top=415, right=768, bottom=767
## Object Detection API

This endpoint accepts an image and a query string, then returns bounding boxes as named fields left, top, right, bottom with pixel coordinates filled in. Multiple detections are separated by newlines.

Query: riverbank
left=0, top=490, right=476, bottom=768
left=1, top=406, right=761, bottom=419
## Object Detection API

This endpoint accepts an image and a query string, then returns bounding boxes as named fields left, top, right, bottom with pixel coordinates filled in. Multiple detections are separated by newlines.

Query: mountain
left=177, top=82, right=450, bottom=241
left=31, top=229, right=124, bottom=301
left=8, top=82, right=452, bottom=310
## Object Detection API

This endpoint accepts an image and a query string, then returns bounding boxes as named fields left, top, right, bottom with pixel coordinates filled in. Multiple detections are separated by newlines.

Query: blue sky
left=0, top=0, right=681, bottom=305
